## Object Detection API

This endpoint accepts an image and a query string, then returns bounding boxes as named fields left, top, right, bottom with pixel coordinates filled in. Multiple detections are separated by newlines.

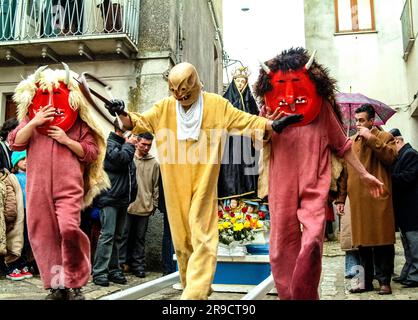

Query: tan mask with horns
left=168, top=62, right=203, bottom=107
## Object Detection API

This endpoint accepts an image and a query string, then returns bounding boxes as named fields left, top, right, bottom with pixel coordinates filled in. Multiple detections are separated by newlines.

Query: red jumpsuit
left=8, top=117, right=98, bottom=289
left=268, top=101, right=352, bottom=300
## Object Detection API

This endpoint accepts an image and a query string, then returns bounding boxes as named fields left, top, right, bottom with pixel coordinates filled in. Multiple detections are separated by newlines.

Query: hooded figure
left=8, top=64, right=109, bottom=300
left=218, top=66, right=260, bottom=200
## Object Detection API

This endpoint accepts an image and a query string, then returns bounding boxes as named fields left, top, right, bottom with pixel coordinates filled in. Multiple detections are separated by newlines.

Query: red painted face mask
left=28, top=81, right=78, bottom=135
left=264, top=69, right=322, bottom=126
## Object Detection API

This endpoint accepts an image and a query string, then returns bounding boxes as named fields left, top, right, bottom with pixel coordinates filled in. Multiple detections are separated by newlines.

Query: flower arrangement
left=218, top=199, right=269, bottom=246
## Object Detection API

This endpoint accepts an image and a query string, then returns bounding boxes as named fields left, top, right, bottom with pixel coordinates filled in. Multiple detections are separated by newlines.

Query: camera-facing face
left=234, top=77, right=247, bottom=93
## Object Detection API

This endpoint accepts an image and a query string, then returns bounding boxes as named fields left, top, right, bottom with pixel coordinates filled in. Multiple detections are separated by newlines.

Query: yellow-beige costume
left=128, top=92, right=267, bottom=299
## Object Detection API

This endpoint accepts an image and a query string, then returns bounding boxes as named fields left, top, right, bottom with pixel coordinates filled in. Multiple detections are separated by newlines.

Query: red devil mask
left=264, top=68, right=322, bottom=126
left=28, top=81, right=78, bottom=135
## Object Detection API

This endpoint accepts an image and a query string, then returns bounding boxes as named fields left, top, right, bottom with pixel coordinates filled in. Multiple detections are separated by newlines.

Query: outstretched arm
left=263, top=107, right=304, bottom=133
left=343, top=147, right=385, bottom=198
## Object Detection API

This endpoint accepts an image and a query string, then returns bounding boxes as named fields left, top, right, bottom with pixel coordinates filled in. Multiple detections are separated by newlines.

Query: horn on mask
left=258, top=59, right=271, bottom=75
left=61, top=62, right=70, bottom=85
left=34, top=65, right=48, bottom=82
left=304, top=49, right=317, bottom=71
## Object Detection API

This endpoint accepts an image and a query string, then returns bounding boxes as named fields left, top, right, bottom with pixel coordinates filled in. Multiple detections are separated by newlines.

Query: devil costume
left=218, top=67, right=260, bottom=200
left=255, top=48, right=352, bottom=300
left=8, top=66, right=109, bottom=296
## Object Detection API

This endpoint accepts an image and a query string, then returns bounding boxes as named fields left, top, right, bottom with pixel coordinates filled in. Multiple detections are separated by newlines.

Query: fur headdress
left=13, top=64, right=110, bottom=208
left=254, top=47, right=343, bottom=122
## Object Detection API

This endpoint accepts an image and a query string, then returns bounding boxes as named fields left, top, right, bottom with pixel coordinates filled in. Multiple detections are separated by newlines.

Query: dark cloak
left=218, top=81, right=260, bottom=199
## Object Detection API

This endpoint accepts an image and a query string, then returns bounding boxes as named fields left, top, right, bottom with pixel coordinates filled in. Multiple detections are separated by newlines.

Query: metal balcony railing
left=0, top=0, right=140, bottom=45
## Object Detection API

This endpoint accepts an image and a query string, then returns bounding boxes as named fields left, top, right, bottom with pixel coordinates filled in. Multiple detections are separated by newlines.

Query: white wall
left=403, top=0, right=418, bottom=148
left=305, top=0, right=415, bottom=147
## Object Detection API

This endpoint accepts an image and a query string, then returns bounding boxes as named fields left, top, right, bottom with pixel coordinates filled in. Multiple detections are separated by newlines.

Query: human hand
left=336, top=203, right=345, bottom=215
left=30, top=106, right=56, bottom=127
left=105, top=99, right=126, bottom=116
left=271, top=114, right=304, bottom=134
left=264, top=107, right=287, bottom=121
left=47, top=126, right=71, bottom=145
left=126, top=134, right=137, bottom=145
left=360, top=172, right=385, bottom=198
left=357, top=126, right=372, bottom=140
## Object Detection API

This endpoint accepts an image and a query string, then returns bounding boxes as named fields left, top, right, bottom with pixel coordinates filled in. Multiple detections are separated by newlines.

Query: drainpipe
left=207, top=0, right=224, bottom=53
left=175, top=0, right=184, bottom=64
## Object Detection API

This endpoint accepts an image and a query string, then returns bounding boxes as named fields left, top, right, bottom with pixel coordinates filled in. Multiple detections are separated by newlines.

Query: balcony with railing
left=0, top=0, right=140, bottom=66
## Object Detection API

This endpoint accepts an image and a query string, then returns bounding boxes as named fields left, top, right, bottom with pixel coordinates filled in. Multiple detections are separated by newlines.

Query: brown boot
left=45, top=288, right=70, bottom=300
left=378, top=284, right=392, bottom=295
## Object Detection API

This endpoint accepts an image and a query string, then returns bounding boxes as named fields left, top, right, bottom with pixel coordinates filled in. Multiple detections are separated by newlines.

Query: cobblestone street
left=320, top=236, right=418, bottom=300
left=0, top=235, right=417, bottom=300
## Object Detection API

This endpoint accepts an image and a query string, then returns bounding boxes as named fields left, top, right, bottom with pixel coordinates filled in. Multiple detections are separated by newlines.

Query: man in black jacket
left=0, top=118, right=19, bottom=170
left=92, top=120, right=137, bottom=286
left=390, top=128, right=418, bottom=287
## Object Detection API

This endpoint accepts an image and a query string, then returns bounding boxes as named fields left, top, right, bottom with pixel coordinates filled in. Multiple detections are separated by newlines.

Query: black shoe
left=93, top=276, right=110, bottom=287
left=69, top=288, right=86, bottom=300
left=45, top=288, right=70, bottom=300
left=393, top=276, right=406, bottom=283
left=402, top=280, right=418, bottom=288
left=134, top=271, right=146, bottom=278
left=109, top=273, right=127, bottom=284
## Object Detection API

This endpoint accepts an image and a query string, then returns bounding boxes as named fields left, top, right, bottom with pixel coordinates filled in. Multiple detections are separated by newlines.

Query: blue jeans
left=162, top=211, right=176, bottom=274
left=400, top=230, right=418, bottom=282
left=92, top=206, right=127, bottom=279
left=345, top=250, right=361, bottom=277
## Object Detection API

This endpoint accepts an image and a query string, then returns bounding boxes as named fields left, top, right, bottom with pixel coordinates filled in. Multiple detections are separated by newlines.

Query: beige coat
left=0, top=171, right=25, bottom=264
left=339, top=197, right=356, bottom=250
left=128, top=153, right=159, bottom=216
left=336, top=128, right=397, bottom=247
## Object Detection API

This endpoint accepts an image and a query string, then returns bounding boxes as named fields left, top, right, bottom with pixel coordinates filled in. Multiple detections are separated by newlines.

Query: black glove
left=105, top=99, right=126, bottom=116
left=272, top=114, right=304, bottom=134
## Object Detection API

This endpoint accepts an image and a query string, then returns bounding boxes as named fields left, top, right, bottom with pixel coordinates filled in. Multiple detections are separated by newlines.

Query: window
left=335, top=0, right=375, bottom=33
left=401, top=0, right=415, bottom=60
left=4, top=94, right=17, bottom=122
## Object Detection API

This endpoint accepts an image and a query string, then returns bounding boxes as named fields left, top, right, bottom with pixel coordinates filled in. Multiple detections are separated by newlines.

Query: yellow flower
left=222, top=221, right=231, bottom=229
left=231, top=217, right=237, bottom=224
left=233, top=223, right=244, bottom=232
left=244, top=221, right=251, bottom=229
left=256, top=220, right=263, bottom=228
left=218, top=224, right=224, bottom=231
